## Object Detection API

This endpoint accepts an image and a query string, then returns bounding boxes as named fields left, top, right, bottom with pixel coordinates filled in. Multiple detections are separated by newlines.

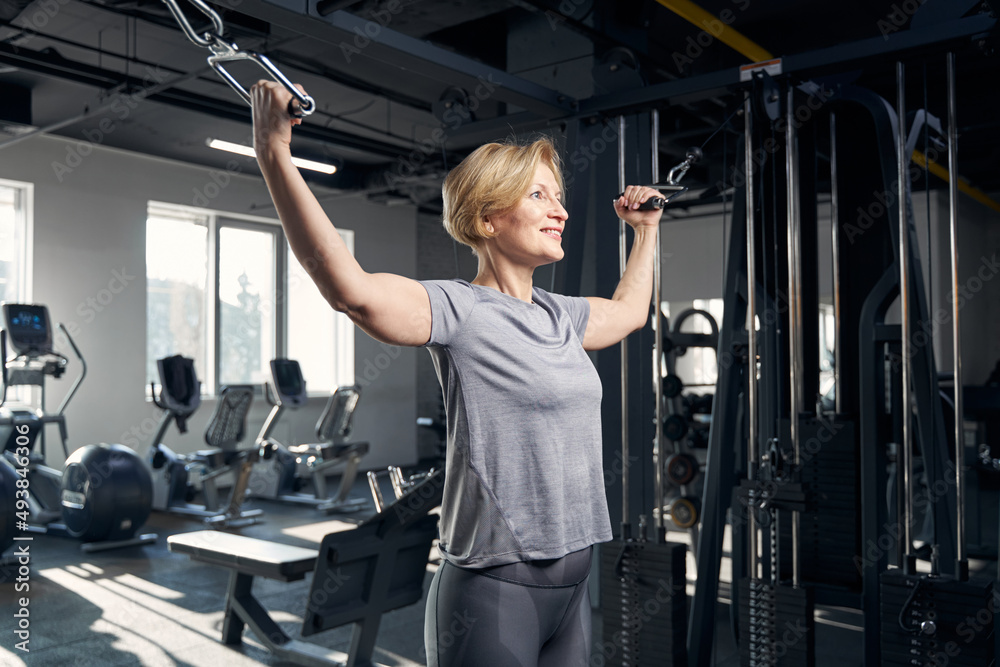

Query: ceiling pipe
left=654, top=0, right=773, bottom=62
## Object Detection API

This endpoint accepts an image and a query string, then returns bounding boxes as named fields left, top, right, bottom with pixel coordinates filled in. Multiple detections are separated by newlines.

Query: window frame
left=0, top=178, right=34, bottom=303
left=213, top=216, right=286, bottom=391
left=146, top=201, right=353, bottom=397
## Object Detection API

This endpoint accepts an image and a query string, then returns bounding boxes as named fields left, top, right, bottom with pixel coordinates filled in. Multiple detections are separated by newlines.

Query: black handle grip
left=288, top=99, right=305, bottom=119
left=615, top=193, right=665, bottom=210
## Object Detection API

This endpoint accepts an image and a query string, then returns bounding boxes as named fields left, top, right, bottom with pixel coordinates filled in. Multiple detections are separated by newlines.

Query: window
left=287, top=242, right=355, bottom=393
left=217, top=223, right=278, bottom=387
left=0, top=179, right=32, bottom=303
left=146, top=206, right=210, bottom=387
left=145, top=202, right=354, bottom=395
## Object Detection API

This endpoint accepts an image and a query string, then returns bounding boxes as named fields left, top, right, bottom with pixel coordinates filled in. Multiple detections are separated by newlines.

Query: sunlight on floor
left=38, top=565, right=259, bottom=666
left=281, top=519, right=356, bottom=544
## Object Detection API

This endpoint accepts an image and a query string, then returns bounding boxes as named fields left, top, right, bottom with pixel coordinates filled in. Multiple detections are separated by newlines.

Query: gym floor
left=1, top=472, right=993, bottom=667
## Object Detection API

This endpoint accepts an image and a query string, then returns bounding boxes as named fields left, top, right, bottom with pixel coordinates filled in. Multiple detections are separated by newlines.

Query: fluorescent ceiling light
left=206, top=138, right=337, bottom=174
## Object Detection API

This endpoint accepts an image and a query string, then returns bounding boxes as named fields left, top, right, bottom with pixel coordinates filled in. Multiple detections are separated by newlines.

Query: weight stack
left=738, top=579, right=816, bottom=667
left=780, top=417, right=861, bottom=591
left=599, top=540, right=688, bottom=666
left=880, top=571, right=995, bottom=666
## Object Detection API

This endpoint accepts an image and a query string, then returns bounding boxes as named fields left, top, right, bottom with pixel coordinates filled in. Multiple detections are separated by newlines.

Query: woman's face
left=485, top=163, right=568, bottom=268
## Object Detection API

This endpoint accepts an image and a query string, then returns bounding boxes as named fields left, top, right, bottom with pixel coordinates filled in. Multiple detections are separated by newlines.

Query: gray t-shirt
left=420, top=279, right=612, bottom=568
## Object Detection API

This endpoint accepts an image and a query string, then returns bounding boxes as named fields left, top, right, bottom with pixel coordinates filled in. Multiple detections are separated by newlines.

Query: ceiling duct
left=0, top=82, right=30, bottom=127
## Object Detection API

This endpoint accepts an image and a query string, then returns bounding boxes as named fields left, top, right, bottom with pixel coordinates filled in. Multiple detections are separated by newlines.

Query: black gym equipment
left=145, top=355, right=264, bottom=526
left=663, top=374, right=684, bottom=399
left=168, top=467, right=443, bottom=667
left=0, top=304, right=156, bottom=551
left=658, top=308, right=719, bottom=532
left=879, top=55, right=995, bottom=667
left=599, top=113, right=690, bottom=667
left=682, top=50, right=998, bottom=667
left=666, top=453, right=699, bottom=486
left=249, top=358, right=369, bottom=513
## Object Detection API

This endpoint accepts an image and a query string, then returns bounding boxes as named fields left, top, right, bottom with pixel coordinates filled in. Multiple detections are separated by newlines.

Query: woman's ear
left=484, top=216, right=494, bottom=234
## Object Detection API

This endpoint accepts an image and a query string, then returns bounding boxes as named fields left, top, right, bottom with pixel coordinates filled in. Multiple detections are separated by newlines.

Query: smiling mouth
left=541, top=228, right=562, bottom=239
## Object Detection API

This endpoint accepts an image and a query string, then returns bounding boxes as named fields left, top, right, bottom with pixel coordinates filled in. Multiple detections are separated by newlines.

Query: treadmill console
left=2, top=303, right=53, bottom=356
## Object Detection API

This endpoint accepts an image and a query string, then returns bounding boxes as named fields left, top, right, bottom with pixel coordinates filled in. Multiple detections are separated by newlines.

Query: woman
left=251, top=81, right=662, bottom=666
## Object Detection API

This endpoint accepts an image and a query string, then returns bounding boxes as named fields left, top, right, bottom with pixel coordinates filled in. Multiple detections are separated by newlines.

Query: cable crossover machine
left=154, top=1, right=1000, bottom=665
left=568, top=23, right=999, bottom=667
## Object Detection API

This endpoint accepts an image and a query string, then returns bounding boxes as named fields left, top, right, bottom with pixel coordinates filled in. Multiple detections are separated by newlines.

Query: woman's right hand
left=251, top=80, right=304, bottom=162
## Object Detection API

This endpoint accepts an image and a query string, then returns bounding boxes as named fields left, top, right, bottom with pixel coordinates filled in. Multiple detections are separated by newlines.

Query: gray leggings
left=424, top=547, right=593, bottom=667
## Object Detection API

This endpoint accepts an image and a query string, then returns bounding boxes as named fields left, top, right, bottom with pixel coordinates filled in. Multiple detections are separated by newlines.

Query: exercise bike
left=249, top=358, right=368, bottom=513
left=0, top=303, right=156, bottom=552
left=147, top=355, right=263, bottom=527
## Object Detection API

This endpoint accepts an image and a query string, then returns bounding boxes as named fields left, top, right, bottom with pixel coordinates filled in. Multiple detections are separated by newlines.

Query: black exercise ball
left=0, top=457, right=19, bottom=555
left=61, top=444, right=153, bottom=542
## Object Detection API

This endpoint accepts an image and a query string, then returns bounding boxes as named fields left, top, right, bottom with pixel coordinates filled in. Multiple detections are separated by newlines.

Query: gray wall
left=0, top=134, right=418, bottom=470
left=928, top=191, right=1000, bottom=385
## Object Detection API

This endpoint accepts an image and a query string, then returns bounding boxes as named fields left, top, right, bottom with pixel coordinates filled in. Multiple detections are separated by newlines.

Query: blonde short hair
left=442, top=137, right=563, bottom=254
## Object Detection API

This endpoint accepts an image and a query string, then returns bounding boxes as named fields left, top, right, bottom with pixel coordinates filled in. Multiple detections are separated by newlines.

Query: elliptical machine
left=147, top=355, right=263, bottom=527
left=0, top=303, right=156, bottom=551
left=249, top=358, right=368, bottom=513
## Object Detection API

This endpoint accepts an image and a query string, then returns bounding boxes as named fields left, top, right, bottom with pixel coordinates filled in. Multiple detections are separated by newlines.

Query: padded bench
left=168, top=469, right=444, bottom=667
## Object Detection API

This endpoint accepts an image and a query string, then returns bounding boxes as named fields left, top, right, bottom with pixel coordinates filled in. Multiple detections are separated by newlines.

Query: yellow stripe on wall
left=912, top=150, right=1000, bottom=214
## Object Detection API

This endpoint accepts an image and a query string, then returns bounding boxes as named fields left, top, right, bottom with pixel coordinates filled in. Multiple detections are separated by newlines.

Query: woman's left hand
left=614, top=185, right=664, bottom=230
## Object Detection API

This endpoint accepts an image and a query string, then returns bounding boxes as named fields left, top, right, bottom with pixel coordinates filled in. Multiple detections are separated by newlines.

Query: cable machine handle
left=160, top=0, right=316, bottom=117
left=208, top=50, right=316, bottom=118
left=613, top=185, right=688, bottom=210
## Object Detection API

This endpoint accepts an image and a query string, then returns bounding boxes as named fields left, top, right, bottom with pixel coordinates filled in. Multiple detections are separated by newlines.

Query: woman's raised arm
left=251, top=81, right=431, bottom=347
